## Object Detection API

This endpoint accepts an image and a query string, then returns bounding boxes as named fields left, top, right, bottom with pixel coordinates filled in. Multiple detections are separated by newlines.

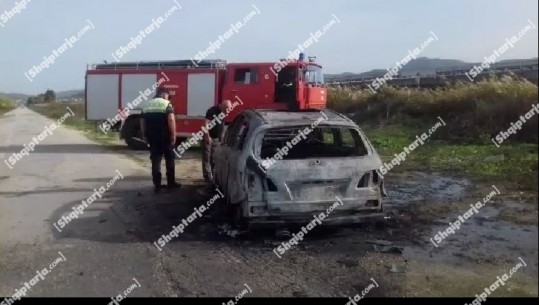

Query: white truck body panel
left=121, top=74, right=158, bottom=111
left=86, top=74, right=119, bottom=120
left=187, top=73, right=216, bottom=117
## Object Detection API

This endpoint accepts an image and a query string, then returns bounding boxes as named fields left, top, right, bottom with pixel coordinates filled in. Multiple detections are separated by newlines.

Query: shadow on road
left=0, top=144, right=124, bottom=154
left=46, top=174, right=382, bottom=248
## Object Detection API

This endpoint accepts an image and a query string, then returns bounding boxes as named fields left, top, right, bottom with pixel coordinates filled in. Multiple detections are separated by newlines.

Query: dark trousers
left=149, top=141, right=175, bottom=187
left=202, top=138, right=220, bottom=184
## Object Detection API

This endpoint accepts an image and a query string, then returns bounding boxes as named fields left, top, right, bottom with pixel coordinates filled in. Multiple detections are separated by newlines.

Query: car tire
left=123, top=118, right=148, bottom=150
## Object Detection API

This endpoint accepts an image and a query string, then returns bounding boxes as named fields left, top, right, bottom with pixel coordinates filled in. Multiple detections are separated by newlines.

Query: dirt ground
left=125, top=146, right=538, bottom=297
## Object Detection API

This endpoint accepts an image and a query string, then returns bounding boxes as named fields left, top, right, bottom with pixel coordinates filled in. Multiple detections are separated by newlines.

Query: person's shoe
left=167, top=181, right=182, bottom=189
left=154, top=185, right=162, bottom=194
left=196, top=184, right=215, bottom=196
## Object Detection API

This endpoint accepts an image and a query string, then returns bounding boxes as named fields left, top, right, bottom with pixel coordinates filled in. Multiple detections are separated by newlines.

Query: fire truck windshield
left=304, top=65, right=324, bottom=85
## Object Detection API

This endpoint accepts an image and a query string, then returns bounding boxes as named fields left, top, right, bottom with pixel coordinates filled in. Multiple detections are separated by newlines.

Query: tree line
left=27, top=89, right=56, bottom=105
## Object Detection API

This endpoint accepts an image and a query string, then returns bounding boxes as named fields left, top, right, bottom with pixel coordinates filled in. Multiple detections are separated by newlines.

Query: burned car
left=212, top=109, right=387, bottom=229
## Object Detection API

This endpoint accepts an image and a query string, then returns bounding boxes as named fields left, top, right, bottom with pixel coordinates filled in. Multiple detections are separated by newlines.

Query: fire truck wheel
left=123, top=117, right=148, bottom=150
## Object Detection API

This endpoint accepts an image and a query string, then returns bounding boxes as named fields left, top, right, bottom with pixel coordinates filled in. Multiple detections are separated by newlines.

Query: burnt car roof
left=245, top=109, right=356, bottom=127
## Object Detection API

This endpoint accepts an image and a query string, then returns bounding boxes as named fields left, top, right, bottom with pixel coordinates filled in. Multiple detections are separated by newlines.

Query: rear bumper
left=247, top=211, right=386, bottom=228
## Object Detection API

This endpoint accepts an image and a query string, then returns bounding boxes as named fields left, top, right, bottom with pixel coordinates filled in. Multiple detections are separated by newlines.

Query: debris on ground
left=387, top=263, right=407, bottom=273
left=217, top=224, right=241, bottom=238
left=374, top=245, right=404, bottom=254
left=365, top=239, right=393, bottom=246
left=337, top=258, right=359, bottom=267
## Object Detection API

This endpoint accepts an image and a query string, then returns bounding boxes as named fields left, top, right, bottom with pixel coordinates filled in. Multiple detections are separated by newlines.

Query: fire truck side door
left=223, top=66, right=267, bottom=111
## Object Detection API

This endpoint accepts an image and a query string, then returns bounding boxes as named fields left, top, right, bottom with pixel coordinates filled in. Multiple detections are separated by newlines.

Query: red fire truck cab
left=85, top=57, right=327, bottom=149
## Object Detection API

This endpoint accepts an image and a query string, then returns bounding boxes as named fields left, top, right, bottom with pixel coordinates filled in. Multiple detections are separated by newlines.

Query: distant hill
left=1, top=89, right=85, bottom=104
left=0, top=92, right=30, bottom=101
left=325, top=57, right=538, bottom=80
left=56, top=89, right=84, bottom=99
left=1, top=90, right=82, bottom=101
left=400, top=57, right=467, bottom=76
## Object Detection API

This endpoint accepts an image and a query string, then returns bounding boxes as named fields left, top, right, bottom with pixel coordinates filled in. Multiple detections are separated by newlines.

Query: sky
left=0, top=0, right=537, bottom=94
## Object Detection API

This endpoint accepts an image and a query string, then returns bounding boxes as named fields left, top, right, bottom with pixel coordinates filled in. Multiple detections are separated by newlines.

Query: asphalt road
left=0, top=107, right=537, bottom=298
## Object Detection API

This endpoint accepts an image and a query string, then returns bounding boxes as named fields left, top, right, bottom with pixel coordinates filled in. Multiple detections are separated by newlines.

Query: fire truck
left=85, top=56, right=327, bottom=149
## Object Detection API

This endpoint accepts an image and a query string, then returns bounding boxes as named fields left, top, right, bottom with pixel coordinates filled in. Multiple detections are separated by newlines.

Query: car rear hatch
left=255, top=125, right=383, bottom=214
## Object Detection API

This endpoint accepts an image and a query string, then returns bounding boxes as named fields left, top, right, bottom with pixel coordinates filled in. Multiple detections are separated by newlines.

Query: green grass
left=364, top=125, right=538, bottom=193
left=0, top=98, right=15, bottom=115
left=29, top=102, right=119, bottom=146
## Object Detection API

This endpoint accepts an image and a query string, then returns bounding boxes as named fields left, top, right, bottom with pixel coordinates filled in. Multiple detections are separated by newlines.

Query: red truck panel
left=86, top=59, right=327, bottom=140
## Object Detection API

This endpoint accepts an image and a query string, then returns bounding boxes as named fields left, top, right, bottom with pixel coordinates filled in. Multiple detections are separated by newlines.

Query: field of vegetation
left=328, top=77, right=538, bottom=193
left=0, top=98, right=15, bottom=115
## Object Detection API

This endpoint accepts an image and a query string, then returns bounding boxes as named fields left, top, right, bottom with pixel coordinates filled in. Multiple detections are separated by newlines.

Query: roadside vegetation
left=29, top=102, right=118, bottom=147
left=328, top=77, right=538, bottom=193
left=0, top=98, right=15, bottom=115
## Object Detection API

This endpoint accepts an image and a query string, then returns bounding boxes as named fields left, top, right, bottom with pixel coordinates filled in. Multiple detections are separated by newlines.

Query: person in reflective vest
left=141, top=87, right=180, bottom=193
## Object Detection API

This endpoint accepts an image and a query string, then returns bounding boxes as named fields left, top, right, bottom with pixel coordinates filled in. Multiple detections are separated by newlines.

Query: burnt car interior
left=260, top=126, right=369, bottom=159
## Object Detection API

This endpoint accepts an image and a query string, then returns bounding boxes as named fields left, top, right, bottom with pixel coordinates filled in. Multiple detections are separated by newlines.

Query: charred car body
left=213, top=109, right=387, bottom=229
